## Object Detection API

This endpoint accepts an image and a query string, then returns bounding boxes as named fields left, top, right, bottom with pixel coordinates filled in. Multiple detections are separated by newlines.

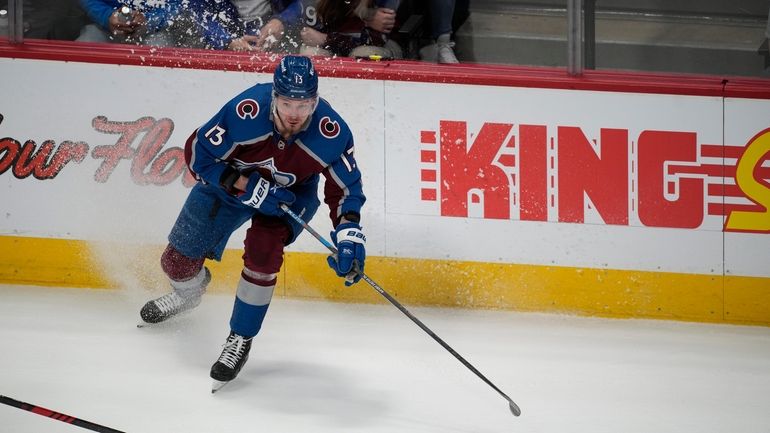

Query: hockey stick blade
left=280, top=205, right=522, bottom=417
left=509, top=400, right=521, bottom=416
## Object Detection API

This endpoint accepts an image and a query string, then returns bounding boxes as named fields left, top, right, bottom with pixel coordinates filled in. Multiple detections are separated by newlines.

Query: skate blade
left=211, top=380, right=230, bottom=394
left=136, top=320, right=162, bottom=328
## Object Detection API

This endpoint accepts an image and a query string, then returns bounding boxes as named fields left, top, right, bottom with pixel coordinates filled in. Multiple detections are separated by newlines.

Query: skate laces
left=152, top=289, right=201, bottom=314
left=153, top=292, right=185, bottom=314
left=218, top=334, right=250, bottom=369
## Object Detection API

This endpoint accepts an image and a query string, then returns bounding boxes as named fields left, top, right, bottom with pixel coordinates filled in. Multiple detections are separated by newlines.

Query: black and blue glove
left=240, top=173, right=295, bottom=217
left=327, top=222, right=366, bottom=286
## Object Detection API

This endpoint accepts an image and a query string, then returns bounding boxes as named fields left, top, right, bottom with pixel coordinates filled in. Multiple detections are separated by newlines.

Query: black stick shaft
left=0, top=395, right=126, bottom=433
left=281, top=205, right=521, bottom=416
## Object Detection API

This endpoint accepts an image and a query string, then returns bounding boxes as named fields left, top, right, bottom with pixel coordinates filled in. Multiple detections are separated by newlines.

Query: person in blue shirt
left=189, top=0, right=302, bottom=51
left=139, top=55, right=367, bottom=391
left=77, top=0, right=185, bottom=46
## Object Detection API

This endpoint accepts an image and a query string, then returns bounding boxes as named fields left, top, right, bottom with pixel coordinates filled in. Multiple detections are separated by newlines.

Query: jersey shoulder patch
left=230, top=83, right=271, bottom=119
left=318, top=115, right=341, bottom=139
left=235, top=98, right=260, bottom=120
left=297, top=100, right=353, bottom=164
left=222, top=84, right=274, bottom=143
left=312, top=99, right=350, bottom=141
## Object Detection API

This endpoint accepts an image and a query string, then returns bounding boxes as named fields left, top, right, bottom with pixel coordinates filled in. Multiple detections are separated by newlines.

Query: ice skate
left=210, top=331, right=252, bottom=393
left=139, top=267, right=211, bottom=325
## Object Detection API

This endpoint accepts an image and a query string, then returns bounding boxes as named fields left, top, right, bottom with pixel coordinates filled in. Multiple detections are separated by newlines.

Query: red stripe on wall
left=2, top=40, right=769, bottom=98
left=708, top=183, right=746, bottom=197
left=668, top=164, right=729, bottom=177
left=708, top=202, right=765, bottom=216
left=700, top=145, right=746, bottom=159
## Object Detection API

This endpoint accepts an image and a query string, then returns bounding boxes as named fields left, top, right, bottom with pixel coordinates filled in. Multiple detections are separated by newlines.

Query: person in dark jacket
left=299, top=0, right=402, bottom=59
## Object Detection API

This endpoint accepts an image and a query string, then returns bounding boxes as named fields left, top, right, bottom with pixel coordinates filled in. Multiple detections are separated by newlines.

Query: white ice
left=1, top=284, right=769, bottom=433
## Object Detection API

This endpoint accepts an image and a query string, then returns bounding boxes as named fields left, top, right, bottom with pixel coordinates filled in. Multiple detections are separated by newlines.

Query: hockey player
left=139, top=55, right=367, bottom=391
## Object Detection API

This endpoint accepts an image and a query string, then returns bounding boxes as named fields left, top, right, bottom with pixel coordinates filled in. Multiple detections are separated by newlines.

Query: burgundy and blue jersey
left=185, top=82, right=365, bottom=224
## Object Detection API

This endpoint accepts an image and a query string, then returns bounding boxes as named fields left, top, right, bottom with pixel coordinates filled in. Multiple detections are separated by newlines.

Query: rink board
left=0, top=57, right=769, bottom=325
left=1, top=235, right=768, bottom=326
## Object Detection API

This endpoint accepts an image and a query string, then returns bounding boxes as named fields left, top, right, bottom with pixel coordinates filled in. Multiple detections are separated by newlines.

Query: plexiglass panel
left=1, top=0, right=769, bottom=77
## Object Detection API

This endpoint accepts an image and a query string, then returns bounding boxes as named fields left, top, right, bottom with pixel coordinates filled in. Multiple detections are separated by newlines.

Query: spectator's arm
left=188, top=0, right=242, bottom=50
left=79, top=0, right=117, bottom=29
left=141, top=1, right=180, bottom=33
left=271, top=0, right=303, bottom=28
left=365, top=7, right=396, bottom=33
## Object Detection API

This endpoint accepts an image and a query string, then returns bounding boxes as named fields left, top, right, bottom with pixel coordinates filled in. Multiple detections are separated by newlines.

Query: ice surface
left=1, top=284, right=769, bottom=433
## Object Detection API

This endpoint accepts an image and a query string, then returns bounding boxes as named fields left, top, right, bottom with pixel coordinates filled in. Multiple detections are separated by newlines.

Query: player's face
left=274, top=96, right=317, bottom=124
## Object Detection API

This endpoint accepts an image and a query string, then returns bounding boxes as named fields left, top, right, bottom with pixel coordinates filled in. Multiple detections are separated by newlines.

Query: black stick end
left=509, top=401, right=521, bottom=417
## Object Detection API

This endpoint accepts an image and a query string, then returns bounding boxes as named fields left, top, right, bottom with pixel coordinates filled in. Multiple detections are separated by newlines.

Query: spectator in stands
left=419, top=0, right=458, bottom=63
left=299, top=0, right=402, bottom=59
left=77, top=0, right=190, bottom=46
left=0, top=0, right=90, bottom=41
left=189, top=0, right=302, bottom=52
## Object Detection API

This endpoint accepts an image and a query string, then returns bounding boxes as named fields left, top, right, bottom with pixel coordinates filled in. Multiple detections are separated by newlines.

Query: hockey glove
left=326, top=222, right=366, bottom=286
left=240, top=173, right=295, bottom=217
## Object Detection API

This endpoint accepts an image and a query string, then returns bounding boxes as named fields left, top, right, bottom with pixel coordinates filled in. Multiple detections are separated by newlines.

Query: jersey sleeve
left=322, top=136, right=366, bottom=225
left=187, top=102, right=238, bottom=186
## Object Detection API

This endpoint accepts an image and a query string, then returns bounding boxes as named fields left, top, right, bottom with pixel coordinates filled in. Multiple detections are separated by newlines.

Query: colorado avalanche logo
left=235, top=99, right=260, bottom=120
left=319, top=116, right=340, bottom=139
left=232, top=157, right=296, bottom=187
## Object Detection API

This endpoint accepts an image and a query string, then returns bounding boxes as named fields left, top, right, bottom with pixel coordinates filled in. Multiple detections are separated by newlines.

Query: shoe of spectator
left=419, top=43, right=438, bottom=62
left=436, top=33, right=459, bottom=64
left=420, top=33, right=458, bottom=63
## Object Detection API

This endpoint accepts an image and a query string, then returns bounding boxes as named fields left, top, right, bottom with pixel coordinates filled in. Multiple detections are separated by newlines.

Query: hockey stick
left=280, top=205, right=522, bottom=417
left=0, top=395, right=126, bottom=433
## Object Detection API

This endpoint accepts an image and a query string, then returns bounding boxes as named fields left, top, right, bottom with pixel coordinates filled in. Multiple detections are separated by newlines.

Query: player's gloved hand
left=240, top=173, right=295, bottom=216
left=326, top=222, right=366, bottom=286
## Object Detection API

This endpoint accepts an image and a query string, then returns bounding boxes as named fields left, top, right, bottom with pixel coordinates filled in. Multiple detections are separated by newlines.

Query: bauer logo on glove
left=239, top=173, right=295, bottom=217
left=344, top=229, right=366, bottom=242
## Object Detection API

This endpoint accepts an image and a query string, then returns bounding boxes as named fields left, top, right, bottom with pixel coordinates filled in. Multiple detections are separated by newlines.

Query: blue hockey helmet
left=273, top=55, right=318, bottom=100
